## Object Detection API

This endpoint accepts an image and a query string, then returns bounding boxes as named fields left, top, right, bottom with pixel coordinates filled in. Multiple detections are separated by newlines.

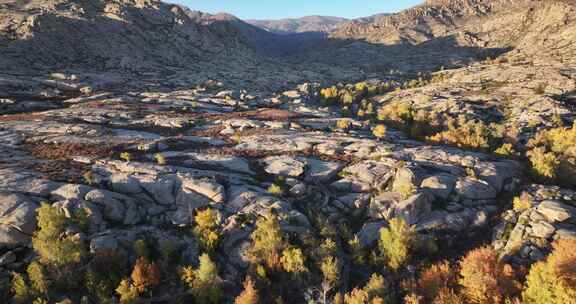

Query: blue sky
left=170, top=0, right=424, bottom=20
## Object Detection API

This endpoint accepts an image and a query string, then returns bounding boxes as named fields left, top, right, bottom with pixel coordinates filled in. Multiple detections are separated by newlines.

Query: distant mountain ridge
left=247, top=15, right=348, bottom=34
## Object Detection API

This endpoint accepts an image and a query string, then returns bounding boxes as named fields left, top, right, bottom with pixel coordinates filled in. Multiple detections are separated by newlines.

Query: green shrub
left=32, top=203, right=87, bottom=267
left=378, top=218, right=417, bottom=270
left=527, top=147, right=560, bottom=181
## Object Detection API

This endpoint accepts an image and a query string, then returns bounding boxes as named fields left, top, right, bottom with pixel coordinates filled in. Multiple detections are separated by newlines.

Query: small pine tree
left=378, top=218, right=417, bottom=270
left=363, top=274, right=388, bottom=300
left=11, top=273, right=31, bottom=303
left=235, top=276, right=259, bottom=304
left=432, top=288, right=464, bottom=304
left=320, top=256, right=339, bottom=303
left=194, top=208, right=221, bottom=252
left=249, top=214, right=284, bottom=265
left=27, top=261, right=49, bottom=296
left=120, top=152, right=132, bottom=162
left=32, top=298, right=48, bottom=304
left=280, top=247, right=307, bottom=274
left=344, top=288, right=368, bottom=304
left=183, top=253, right=222, bottom=304
left=154, top=153, right=167, bottom=165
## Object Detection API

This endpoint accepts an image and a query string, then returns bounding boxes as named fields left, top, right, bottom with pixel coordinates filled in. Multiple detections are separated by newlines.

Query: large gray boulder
left=0, top=192, right=39, bottom=248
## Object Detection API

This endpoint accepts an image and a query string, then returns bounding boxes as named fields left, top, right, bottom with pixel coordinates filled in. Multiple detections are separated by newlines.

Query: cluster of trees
left=8, top=199, right=576, bottom=303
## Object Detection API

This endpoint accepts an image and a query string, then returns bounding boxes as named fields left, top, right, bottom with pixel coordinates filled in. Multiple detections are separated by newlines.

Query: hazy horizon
left=170, top=0, right=424, bottom=20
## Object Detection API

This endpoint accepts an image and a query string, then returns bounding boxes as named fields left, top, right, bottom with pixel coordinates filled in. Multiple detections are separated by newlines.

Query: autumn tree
left=363, top=274, right=388, bottom=300
left=432, top=288, right=464, bottom=304
left=459, top=246, right=520, bottom=304
left=85, top=250, right=126, bottom=303
left=523, top=239, right=576, bottom=304
left=417, top=261, right=455, bottom=302
left=131, top=257, right=161, bottom=294
left=343, top=274, right=388, bottom=304
left=235, top=276, right=259, bottom=304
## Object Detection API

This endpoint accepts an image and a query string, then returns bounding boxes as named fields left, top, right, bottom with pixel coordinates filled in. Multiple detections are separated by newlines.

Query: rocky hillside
left=0, top=0, right=361, bottom=93
left=0, top=0, right=253, bottom=72
left=247, top=15, right=348, bottom=34
left=331, top=0, right=576, bottom=55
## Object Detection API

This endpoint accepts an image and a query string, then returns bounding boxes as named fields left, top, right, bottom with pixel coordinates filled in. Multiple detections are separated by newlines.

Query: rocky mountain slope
left=247, top=15, right=348, bottom=34
left=0, top=0, right=361, bottom=94
left=0, top=0, right=576, bottom=303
